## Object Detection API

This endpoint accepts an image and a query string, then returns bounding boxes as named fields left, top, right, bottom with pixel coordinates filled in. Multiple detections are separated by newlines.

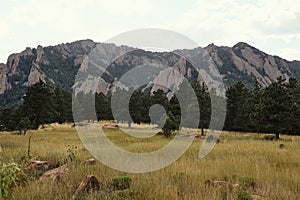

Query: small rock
left=252, top=194, right=263, bottom=199
left=279, top=143, right=285, bottom=149
left=194, top=135, right=205, bottom=139
left=156, top=131, right=164, bottom=136
left=82, top=158, right=96, bottom=165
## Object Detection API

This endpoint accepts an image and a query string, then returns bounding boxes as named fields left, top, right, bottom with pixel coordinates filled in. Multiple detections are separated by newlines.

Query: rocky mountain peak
left=233, top=42, right=252, bottom=49
left=204, top=43, right=219, bottom=52
left=0, top=40, right=299, bottom=107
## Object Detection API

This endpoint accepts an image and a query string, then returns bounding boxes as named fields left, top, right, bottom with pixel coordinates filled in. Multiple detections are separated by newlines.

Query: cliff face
left=0, top=40, right=299, bottom=106
left=204, top=42, right=300, bottom=86
left=0, top=40, right=97, bottom=106
left=0, top=63, right=10, bottom=94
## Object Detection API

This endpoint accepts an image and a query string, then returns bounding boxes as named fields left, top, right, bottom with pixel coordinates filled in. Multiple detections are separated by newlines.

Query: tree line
left=225, top=77, right=300, bottom=139
left=0, top=80, right=72, bottom=134
left=0, top=77, right=299, bottom=138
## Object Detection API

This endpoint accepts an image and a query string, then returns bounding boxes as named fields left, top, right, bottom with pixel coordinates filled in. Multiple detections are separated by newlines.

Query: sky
left=1, top=0, right=300, bottom=63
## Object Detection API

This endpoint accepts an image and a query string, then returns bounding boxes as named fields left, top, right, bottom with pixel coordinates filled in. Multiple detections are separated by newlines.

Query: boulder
left=40, top=165, right=70, bottom=181
left=102, top=123, right=119, bottom=129
left=24, top=160, right=50, bottom=171
left=74, top=175, right=101, bottom=194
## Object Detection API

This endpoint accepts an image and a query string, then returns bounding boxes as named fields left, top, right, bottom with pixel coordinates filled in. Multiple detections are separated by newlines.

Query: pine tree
left=286, top=78, right=300, bottom=134
left=23, top=80, right=55, bottom=129
left=53, top=86, right=72, bottom=123
left=162, top=113, right=179, bottom=138
left=0, top=107, right=16, bottom=131
left=249, top=81, right=263, bottom=133
left=129, top=90, right=149, bottom=124
left=95, top=92, right=113, bottom=121
left=112, top=88, right=133, bottom=127
left=225, top=81, right=250, bottom=131
left=260, top=77, right=291, bottom=139
left=193, top=82, right=211, bottom=135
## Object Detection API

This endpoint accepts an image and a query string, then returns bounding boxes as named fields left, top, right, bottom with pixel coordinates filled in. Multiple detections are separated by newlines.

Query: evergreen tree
left=162, top=113, right=179, bottom=138
left=140, top=92, right=151, bottom=123
left=16, top=117, right=31, bottom=135
left=23, top=80, right=55, bottom=129
left=260, top=77, right=291, bottom=139
left=112, top=88, right=133, bottom=127
left=95, top=92, right=113, bottom=121
left=209, top=89, right=226, bottom=131
left=0, top=104, right=32, bottom=133
left=150, top=89, right=168, bottom=108
left=193, top=82, right=211, bottom=135
left=175, top=80, right=199, bottom=129
left=75, top=91, right=95, bottom=122
left=225, top=81, right=250, bottom=131
left=149, top=89, right=169, bottom=126
left=53, top=86, right=72, bottom=123
left=168, top=95, right=180, bottom=119
left=129, top=90, right=150, bottom=124
left=286, top=78, right=300, bottom=134
left=249, top=81, right=263, bottom=133
left=0, top=107, right=16, bottom=131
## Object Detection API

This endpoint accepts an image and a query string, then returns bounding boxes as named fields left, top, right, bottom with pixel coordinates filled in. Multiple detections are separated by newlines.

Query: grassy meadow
left=0, top=123, right=300, bottom=200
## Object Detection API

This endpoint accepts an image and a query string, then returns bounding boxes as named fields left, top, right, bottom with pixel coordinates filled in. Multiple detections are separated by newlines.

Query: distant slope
left=0, top=40, right=299, bottom=106
left=205, top=42, right=300, bottom=86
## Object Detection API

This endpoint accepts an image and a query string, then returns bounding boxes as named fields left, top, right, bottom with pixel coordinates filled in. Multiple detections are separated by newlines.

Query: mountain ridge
left=0, top=39, right=299, bottom=106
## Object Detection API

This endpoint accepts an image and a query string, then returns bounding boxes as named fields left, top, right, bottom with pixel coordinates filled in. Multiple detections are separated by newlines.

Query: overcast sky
left=1, top=0, right=300, bottom=63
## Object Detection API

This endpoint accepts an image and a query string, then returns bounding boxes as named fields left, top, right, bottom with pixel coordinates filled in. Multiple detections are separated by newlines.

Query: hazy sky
left=1, top=0, right=300, bottom=62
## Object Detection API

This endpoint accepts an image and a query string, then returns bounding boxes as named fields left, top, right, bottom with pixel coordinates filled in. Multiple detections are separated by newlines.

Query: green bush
left=236, top=189, right=252, bottom=200
left=113, top=189, right=134, bottom=199
left=112, top=176, right=132, bottom=190
left=0, top=162, right=21, bottom=198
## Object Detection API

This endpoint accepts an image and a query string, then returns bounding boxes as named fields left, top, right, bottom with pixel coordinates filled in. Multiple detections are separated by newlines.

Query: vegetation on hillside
left=1, top=76, right=299, bottom=138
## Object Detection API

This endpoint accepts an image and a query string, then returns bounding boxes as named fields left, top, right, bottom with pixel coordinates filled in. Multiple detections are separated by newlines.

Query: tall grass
left=0, top=124, right=299, bottom=199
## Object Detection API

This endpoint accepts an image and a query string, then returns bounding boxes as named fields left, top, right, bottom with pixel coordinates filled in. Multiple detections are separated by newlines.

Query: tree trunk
left=275, top=132, right=280, bottom=140
left=201, top=126, right=205, bottom=136
left=128, top=121, right=131, bottom=128
left=164, top=130, right=170, bottom=138
left=34, top=115, right=40, bottom=130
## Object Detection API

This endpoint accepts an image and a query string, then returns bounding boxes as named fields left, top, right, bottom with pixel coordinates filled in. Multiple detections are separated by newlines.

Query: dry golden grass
left=0, top=123, right=299, bottom=199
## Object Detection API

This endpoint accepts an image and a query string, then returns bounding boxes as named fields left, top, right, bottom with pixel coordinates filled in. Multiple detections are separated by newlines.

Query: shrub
left=0, top=162, right=21, bottom=198
left=263, top=135, right=277, bottom=141
left=112, top=176, right=132, bottom=190
left=65, top=144, right=78, bottom=163
left=113, top=189, right=134, bottom=199
left=236, top=189, right=252, bottom=200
